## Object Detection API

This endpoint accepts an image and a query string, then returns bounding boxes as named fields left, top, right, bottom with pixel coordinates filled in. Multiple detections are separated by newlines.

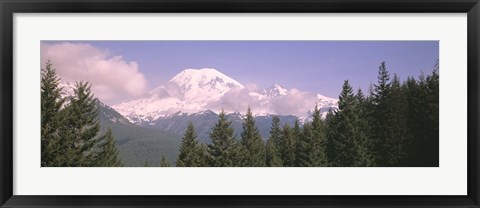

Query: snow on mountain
left=113, top=68, right=245, bottom=122
left=263, top=84, right=288, bottom=97
left=112, top=68, right=338, bottom=124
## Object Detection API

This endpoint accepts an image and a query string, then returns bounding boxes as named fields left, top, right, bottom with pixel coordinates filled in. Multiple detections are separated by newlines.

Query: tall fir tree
left=353, top=88, right=376, bottom=167
left=329, top=80, right=358, bottom=166
left=160, top=154, right=171, bottom=167
left=267, top=115, right=283, bottom=166
left=41, top=60, right=66, bottom=167
left=207, top=110, right=238, bottom=167
left=93, top=128, right=123, bottom=167
left=371, top=61, right=392, bottom=166
left=383, top=74, right=409, bottom=166
left=281, top=123, right=296, bottom=167
left=58, top=81, right=101, bottom=166
left=292, top=119, right=301, bottom=166
left=424, top=62, right=439, bottom=166
left=265, top=138, right=283, bottom=167
left=297, top=105, right=327, bottom=166
left=177, top=122, right=203, bottom=167
left=324, top=109, right=338, bottom=166
left=240, top=107, right=266, bottom=167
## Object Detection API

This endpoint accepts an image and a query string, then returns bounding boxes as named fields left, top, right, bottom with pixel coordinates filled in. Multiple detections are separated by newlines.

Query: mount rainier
left=112, top=68, right=338, bottom=125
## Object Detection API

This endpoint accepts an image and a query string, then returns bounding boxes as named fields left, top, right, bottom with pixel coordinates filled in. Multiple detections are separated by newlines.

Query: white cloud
left=207, top=85, right=319, bottom=117
left=41, top=42, right=148, bottom=105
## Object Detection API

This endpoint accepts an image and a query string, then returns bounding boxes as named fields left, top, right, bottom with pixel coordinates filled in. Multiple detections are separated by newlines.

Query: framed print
left=1, top=0, right=479, bottom=207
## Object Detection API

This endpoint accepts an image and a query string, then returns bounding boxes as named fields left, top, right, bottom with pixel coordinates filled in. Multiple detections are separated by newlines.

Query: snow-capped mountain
left=113, top=68, right=338, bottom=124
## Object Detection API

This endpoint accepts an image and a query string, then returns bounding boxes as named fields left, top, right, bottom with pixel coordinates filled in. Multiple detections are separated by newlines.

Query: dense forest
left=41, top=60, right=122, bottom=167
left=41, top=60, right=439, bottom=167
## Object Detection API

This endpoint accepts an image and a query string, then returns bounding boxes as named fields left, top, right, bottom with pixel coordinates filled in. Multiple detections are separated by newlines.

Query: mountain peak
left=263, top=83, right=288, bottom=97
left=170, top=68, right=243, bottom=88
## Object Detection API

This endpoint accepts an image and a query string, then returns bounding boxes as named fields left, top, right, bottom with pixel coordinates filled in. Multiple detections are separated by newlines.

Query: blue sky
left=42, top=41, right=438, bottom=104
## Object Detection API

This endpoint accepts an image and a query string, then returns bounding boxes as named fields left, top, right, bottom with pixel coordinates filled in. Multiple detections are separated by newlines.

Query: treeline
left=41, top=61, right=122, bottom=167
left=175, top=61, right=439, bottom=167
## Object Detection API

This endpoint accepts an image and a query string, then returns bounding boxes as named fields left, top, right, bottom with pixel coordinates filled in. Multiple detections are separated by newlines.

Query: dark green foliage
left=240, top=107, right=266, bottom=167
left=41, top=61, right=124, bottom=167
left=297, top=105, right=327, bottom=166
left=41, top=60, right=66, bottom=167
left=160, top=154, right=171, bottom=167
left=265, top=138, right=283, bottom=167
left=352, top=89, right=376, bottom=166
left=329, top=80, right=359, bottom=166
left=177, top=122, right=203, bottom=167
left=93, top=128, right=123, bottom=167
left=403, top=63, right=439, bottom=166
left=383, top=74, right=409, bottom=166
left=281, top=123, right=296, bottom=167
left=58, top=82, right=101, bottom=166
left=207, top=111, right=240, bottom=167
left=266, top=116, right=283, bottom=166
left=328, top=81, right=375, bottom=166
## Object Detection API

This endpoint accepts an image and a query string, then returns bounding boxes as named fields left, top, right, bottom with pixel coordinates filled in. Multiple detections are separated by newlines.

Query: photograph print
left=40, top=41, right=439, bottom=167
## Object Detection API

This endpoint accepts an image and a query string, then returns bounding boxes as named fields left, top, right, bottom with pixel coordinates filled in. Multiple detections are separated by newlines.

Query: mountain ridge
left=113, top=68, right=339, bottom=124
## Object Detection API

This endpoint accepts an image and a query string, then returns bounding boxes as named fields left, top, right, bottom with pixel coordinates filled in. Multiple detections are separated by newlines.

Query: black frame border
left=1, top=0, right=479, bottom=207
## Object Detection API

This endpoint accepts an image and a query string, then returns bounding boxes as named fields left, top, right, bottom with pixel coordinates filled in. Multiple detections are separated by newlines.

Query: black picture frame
left=1, top=0, right=479, bottom=207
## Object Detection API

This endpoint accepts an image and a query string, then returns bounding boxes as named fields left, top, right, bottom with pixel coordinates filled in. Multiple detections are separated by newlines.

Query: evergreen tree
left=207, top=110, right=238, bottom=167
left=297, top=120, right=323, bottom=167
left=424, top=63, right=439, bottom=166
left=292, top=119, right=302, bottom=166
left=58, top=82, right=101, bottom=166
left=353, top=88, right=376, bottom=167
left=177, top=122, right=202, bottom=167
left=240, top=107, right=265, bottom=167
left=297, top=105, right=327, bottom=166
left=265, top=138, right=283, bottom=167
left=160, top=154, right=171, bottom=167
left=330, top=80, right=358, bottom=166
left=93, top=128, right=123, bottom=167
left=324, top=109, right=338, bottom=166
left=371, top=61, right=392, bottom=166
left=197, top=143, right=209, bottom=167
left=383, top=74, right=409, bottom=166
left=403, top=62, right=439, bottom=167
left=281, top=123, right=296, bottom=167
left=41, top=60, right=66, bottom=167
left=268, top=115, right=283, bottom=165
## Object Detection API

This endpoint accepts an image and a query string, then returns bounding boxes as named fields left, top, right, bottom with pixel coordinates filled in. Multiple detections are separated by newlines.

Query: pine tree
left=41, top=60, right=66, bottom=167
left=197, top=143, right=209, bottom=167
left=330, top=80, right=358, bottom=166
left=240, top=107, right=265, bottom=167
left=424, top=62, right=439, bottom=166
left=160, top=154, right=171, bottom=167
left=268, top=115, right=283, bottom=166
left=281, top=123, right=296, bottom=167
left=93, top=128, right=123, bottom=167
left=383, top=74, right=409, bottom=166
left=207, top=110, right=238, bottom=167
left=297, top=105, right=327, bottom=166
left=265, top=138, right=283, bottom=167
left=292, top=119, right=301, bottom=166
left=324, top=109, right=338, bottom=166
left=353, top=89, right=376, bottom=167
left=177, top=122, right=202, bottom=167
left=58, top=82, right=101, bottom=166
left=371, top=61, right=392, bottom=166
left=297, top=121, right=323, bottom=167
